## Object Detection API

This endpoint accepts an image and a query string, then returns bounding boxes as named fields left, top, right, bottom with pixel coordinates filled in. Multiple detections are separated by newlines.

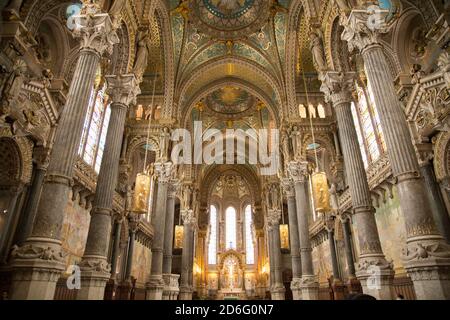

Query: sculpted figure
left=133, top=30, right=150, bottom=79
left=310, top=31, right=327, bottom=72
left=159, top=127, right=171, bottom=161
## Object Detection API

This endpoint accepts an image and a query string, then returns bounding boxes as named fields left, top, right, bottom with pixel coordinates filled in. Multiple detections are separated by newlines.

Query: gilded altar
left=217, top=250, right=246, bottom=300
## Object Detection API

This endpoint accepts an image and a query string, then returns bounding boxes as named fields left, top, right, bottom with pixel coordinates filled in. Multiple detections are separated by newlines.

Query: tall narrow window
left=244, top=205, right=255, bottom=265
left=225, top=207, right=237, bottom=250
left=208, top=205, right=218, bottom=265
left=78, top=84, right=111, bottom=173
left=350, top=81, right=386, bottom=167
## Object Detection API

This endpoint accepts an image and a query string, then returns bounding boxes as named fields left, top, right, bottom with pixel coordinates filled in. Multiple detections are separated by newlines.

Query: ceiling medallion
left=189, top=0, right=271, bottom=40
left=206, top=86, right=255, bottom=115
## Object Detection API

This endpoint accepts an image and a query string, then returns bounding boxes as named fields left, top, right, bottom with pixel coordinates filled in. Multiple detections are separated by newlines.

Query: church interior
left=0, top=0, right=449, bottom=301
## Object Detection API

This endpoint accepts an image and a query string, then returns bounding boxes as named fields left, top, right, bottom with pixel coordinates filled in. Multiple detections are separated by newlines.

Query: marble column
left=146, top=162, right=172, bottom=300
left=124, top=218, right=138, bottom=281
left=267, top=208, right=285, bottom=300
left=255, top=228, right=267, bottom=297
left=325, top=217, right=345, bottom=300
left=162, top=179, right=180, bottom=300
left=281, top=178, right=302, bottom=300
left=339, top=213, right=361, bottom=293
left=9, top=6, right=118, bottom=300
left=77, top=74, right=139, bottom=300
left=287, top=161, right=319, bottom=300
left=420, top=161, right=450, bottom=244
left=15, top=147, right=50, bottom=246
left=179, top=209, right=196, bottom=300
left=0, top=184, right=24, bottom=262
left=321, top=71, right=394, bottom=299
left=110, top=215, right=123, bottom=281
left=163, top=180, right=178, bottom=275
left=342, top=10, right=450, bottom=300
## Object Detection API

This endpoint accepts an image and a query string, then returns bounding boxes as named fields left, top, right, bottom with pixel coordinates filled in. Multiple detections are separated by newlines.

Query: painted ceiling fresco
left=206, top=86, right=255, bottom=114
left=161, top=0, right=316, bottom=121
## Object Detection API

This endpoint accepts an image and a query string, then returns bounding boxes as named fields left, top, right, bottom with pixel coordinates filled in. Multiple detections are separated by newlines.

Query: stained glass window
left=350, top=81, right=386, bottom=167
left=208, top=205, right=218, bottom=265
left=244, top=205, right=255, bottom=265
left=78, top=85, right=111, bottom=174
left=351, top=101, right=369, bottom=168
left=225, top=207, right=237, bottom=250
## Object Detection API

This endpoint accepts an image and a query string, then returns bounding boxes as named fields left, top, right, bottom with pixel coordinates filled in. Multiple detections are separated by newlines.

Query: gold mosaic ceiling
left=188, top=0, right=271, bottom=40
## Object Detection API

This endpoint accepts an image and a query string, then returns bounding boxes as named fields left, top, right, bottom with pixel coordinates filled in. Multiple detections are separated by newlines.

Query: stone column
left=179, top=209, right=196, bottom=300
left=342, top=10, right=450, bottom=300
left=420, top=159, right=450, bottom=244
left=267, top=209, right=285, bottom=300
left=110, top=215, right=124, bottom=280
left=287, top=161, right=319, bottom=300
left=339, top=213, right=361, bottom=293
left=9, top=5, right=118, bottom=300
left=254, top=227, right=266, bottom=297
left=325, top=217, right=345, bottom=300
left=16, top=147, right=50, bottom=246
left=0, top=184, right=24, bottom=262
left=162, top=179, right=180, bottom=300
left=146, top=162, right=172, bottom=300
left=281, top=178, right=302, bottom=300
left=77, top=74, right=139, bottom=300
left=321, top=71, right=394, bottom=299
left=163, top=180, right=178, bottom=275
left=124, top=217, right=138, bottom=281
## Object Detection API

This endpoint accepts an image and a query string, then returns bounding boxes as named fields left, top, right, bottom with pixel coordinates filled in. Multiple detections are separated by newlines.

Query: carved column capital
left=168, top=179, right=180, bottom=199
left=281, top=178, right=295, bottom=199
left=320, top=71, right=356, bottom=106
left=181, top=209, right=196, bottom=227
left=287, top=161, right=309, bottom=183
left=341, top=8, right=390, bottom=53
left=105, top=74, right=141, bottom=108
left=73, top=7, right=119, bottom=57
left=266, top=209, right=281, bottom=231
left=154, top=162, right=173, bottom=184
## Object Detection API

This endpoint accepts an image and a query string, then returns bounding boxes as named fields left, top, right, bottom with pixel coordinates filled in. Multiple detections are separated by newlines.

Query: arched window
left=350, top=81, right=386, bottom=168
left=244, top=205, right=255, bottom=265
left=78, top=83, right=111, bottom=173
left=298, top=104, right=307, bottom=118
left=208, top=205, right=218, bottom=265
left=317, top=104, right=326, bottom=119
left=225, top=207, right=237, bottom=250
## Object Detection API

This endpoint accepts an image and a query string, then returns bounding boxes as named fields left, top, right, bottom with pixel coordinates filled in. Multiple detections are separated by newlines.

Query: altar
left=217, top=250, right=247, bottom=300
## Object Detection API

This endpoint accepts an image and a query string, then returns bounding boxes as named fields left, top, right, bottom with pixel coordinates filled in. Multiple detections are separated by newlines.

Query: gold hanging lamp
left=174, top=209, right=184, bottom=249
left=300, top=39, right=331, bottom=214
left=131, top=64, right=159, bottom=214
left=279, top=187, right=289, bottom=250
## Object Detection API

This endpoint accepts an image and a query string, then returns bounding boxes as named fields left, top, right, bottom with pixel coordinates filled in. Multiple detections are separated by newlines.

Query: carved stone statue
left=310, top=31, right=327, bottom=72
left=281, top=129, right=291, bottom=162
left=1, top=58, right=27, bottom=117
left=159, top=127, right=171, bottom=161
left=290, top=126, right=302, bottom=159
left=329, top=183, right=339, bottom=213
left=133, top=30, right=150, bottom=80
